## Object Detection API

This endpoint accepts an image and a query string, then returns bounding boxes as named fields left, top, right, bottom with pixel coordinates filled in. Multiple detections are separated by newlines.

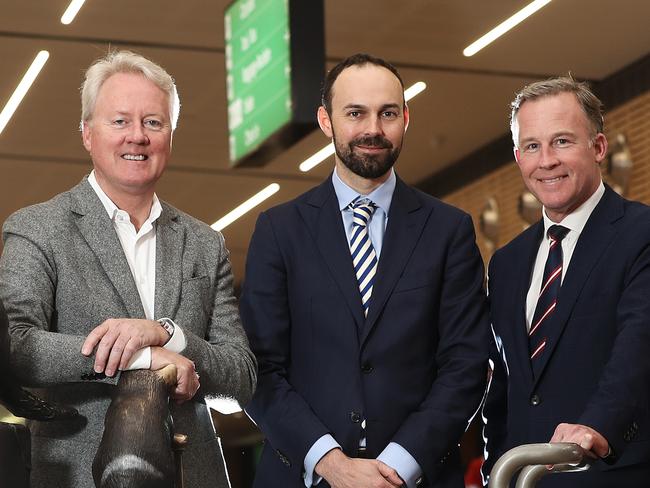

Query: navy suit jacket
left=483, top=187, right=650, bottom=487
left=241, top=175, right=489, bottom=487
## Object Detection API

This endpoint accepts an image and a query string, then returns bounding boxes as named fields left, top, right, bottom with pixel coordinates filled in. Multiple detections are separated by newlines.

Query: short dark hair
left=321, top=53, right=405, bottom=114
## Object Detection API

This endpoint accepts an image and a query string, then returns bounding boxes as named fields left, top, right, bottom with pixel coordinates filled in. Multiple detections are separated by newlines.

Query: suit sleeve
left=389, top=213, right=490, bottom=483
left=0, top=213, right=115, bottom=386
left=240, top=211, right=332, bottom=467
left=578, top=235, right=650, bottom=458
left=181, top=229, right=257, bottom=407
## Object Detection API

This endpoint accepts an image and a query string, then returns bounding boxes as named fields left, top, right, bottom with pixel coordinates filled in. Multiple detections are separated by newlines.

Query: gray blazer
left=0, top=177, right=257, bottom=488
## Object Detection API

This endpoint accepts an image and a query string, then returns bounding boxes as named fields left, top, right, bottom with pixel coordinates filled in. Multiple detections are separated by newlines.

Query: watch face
left=159, top=319, right=174, bottom=336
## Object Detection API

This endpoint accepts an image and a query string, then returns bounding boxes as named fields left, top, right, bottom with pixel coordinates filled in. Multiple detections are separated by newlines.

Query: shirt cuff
left=159, top=318, right=186, bottom=353
left=125, top=346, right=151, bottom=370
left=377, top=442, right=422, bottom=488
left=303, top=434, right=340, bottom=487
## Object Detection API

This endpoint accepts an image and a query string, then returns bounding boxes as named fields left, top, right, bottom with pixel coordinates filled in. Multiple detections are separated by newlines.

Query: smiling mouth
left=122, top=154, right=148, bottom=161
left=355, top=145, right=389, bottom=151
left=538, top=175, right=567, bottom=184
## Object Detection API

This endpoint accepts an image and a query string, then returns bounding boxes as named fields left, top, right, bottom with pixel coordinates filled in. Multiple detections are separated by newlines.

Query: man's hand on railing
left=549, top=423, right=610, bottom=459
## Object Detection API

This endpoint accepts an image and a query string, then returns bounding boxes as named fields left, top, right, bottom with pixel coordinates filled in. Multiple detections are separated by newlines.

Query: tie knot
left=350, top=198, right=376, bottom=227
left=548, top=225, right=569, bottom=242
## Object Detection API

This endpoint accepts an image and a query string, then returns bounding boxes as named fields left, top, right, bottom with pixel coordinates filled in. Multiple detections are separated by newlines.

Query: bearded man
left=240, top=53, right=489, bottom=488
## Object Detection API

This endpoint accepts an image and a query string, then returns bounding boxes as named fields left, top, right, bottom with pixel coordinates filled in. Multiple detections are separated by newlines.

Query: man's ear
left=317, top=106, right=333, bottom=138
left=403, top=104, right=410, bottom=132
left=593, top=133, right=608, bottom=165
left=514, top=147, right=521, bottom=164
left=82, top=122, right=92, bottom=152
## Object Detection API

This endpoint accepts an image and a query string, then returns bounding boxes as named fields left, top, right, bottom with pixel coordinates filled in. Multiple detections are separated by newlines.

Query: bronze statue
left=92, top=365, right=178, bottom=488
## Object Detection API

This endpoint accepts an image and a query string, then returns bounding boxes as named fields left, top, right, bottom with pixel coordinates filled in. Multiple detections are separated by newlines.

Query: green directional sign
left=225, top=0, right=292, bottom=165
left=224, top=0, right=324, bottom=167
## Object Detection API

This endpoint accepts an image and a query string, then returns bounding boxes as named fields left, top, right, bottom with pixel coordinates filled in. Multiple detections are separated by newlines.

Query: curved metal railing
left=488, top=443, right=590, bottom=488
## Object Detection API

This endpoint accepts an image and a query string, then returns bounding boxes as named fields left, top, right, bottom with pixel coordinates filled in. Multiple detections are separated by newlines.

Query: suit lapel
left=361, top=179, right=429, bottom=345
left=298, top=179, right=365, bottom=330
left=71, top=179, right=146, bottom=319
left=532, top=187, right=623, bottom=386
left=512, top=222, right=544, bottom=386
left=154, top=204, right=185, bottom=319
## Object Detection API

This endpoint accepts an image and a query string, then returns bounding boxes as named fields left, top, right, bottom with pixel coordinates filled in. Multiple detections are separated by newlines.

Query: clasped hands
left=81, top=318, right=199, bottom=403
left=315, top=448, right=405, bottom=488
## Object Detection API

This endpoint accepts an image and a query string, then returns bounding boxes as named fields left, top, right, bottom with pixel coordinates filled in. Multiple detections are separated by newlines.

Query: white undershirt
left=525, top=182, right=605, bottom=330
left=88, top=171, right=185, bottom=369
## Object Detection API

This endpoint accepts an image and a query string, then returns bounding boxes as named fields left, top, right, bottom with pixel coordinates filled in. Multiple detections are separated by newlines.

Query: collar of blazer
left=67, top=176, right=184, bottom=321
left=512, top=185, right=625, bottom=387
left=299, top=174, right=431, bottom=344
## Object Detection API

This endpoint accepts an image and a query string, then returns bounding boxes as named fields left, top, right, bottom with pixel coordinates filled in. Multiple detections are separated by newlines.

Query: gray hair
left=510, top=76, right=604, bottom=148
left=80, top=50, right=180, bottom=130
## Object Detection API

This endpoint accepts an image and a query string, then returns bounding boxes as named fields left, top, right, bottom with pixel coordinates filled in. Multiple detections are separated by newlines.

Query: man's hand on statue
left=150, top=347, right=200, bottom=403
left=82, top=318, right=169, bottom=376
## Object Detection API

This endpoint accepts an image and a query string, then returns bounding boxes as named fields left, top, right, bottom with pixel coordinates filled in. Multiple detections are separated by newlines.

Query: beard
left=333, top=133, right=402, bottom=179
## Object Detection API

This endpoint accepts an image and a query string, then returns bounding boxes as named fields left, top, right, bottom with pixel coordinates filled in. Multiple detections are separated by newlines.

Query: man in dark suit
left=241, top=53, right=489, bottom=488
left=483, top=77, right=650, bottom=487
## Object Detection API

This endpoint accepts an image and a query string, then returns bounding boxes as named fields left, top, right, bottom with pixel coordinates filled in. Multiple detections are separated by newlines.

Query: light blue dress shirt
left=302, top=168, right=422, bottom=487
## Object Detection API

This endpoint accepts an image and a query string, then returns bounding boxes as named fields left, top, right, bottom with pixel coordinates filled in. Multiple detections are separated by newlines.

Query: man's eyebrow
left=550, top=130, right=578, bottom=139
left=380, top=103, right=401, bottom=110
left=341, top=103, right=402, bottom=111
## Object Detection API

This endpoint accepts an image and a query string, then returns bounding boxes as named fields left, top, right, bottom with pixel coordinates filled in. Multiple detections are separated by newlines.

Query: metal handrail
left=488, top=443, right=589, bottom=488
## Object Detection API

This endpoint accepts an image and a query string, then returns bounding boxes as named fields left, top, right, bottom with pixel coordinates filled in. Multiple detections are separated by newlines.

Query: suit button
left=350, top=412, right=361, bottom=423
left=530, top=394, right=541, bottom=406
left=361, top=363, right=373, bottom=374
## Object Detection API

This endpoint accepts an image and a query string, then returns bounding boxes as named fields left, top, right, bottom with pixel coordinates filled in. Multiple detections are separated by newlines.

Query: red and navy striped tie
left=529, top=225, right=569, bottom=367
left=349, top=198, right=378, bottom=317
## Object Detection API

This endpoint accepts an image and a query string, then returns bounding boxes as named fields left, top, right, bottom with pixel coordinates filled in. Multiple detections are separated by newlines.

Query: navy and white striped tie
left=349, top=198, right=378, bottom=317
left=529, top=225, right=570, bottom=367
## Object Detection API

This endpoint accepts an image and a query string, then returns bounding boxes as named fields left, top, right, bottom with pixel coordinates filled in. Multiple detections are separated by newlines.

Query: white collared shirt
left=88, top=171, right=185, bottom=368
left=525, top=181, right=605, bottom=330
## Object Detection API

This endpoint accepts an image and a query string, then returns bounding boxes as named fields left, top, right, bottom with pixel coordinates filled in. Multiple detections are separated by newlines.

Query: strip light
left=0, top=51, right=50, bottom=135
left=463, top=0, right=552, bottom=57
left=299, top=81, right=427, bottom=172
left=61, top=0, right=87, bottom=25
left=212, top=183, right=280, bottom=231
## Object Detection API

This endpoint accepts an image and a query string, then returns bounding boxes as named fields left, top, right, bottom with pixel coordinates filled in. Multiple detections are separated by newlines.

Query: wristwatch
left=157, top=317, right=176, bottom=337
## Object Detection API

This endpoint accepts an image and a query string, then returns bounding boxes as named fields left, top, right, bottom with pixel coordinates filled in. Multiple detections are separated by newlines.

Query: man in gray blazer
left=0, top=50, right=256, bottom=488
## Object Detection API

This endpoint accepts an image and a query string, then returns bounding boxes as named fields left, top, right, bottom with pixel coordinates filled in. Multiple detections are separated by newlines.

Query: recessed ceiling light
left=61, top=0, right=87, bottom=25
left=463, top=0, right=552, bottom=57
left=0, top=51, right=50, bottom=135
left=212, top=183, right=280, bottom=231
left=298, top=81, right=427, bottom=172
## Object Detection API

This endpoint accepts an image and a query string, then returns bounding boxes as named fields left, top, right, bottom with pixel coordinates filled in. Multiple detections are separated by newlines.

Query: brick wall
left=443, top=90, right=650, bottom=265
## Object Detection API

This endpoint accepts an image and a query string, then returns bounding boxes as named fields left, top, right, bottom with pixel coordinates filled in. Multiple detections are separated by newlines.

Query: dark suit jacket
left=241, top=175, right=489, bottom=487
left=483, top=186, right=650, bottom=487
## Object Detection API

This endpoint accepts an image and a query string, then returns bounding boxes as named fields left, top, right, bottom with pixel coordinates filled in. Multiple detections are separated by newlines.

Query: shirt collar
left=87, top=170, right=162, bottom=224
left=542, top=180, right=605, bottom=238
left=332, top=167, right=396, bottom=214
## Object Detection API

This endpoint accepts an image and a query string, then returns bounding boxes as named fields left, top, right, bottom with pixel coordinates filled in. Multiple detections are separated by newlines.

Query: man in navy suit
left=240, top=54, right=489, bottom=488
left=483, top=77, right=650, bottom=487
